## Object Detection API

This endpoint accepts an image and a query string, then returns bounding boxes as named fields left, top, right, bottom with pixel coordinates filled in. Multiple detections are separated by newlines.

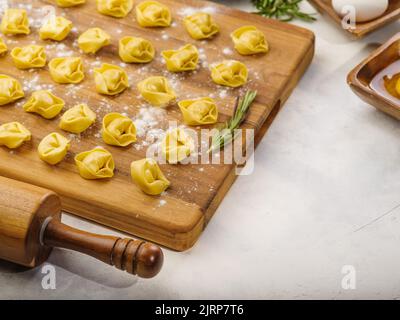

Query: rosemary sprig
left=208, top=90, right=257, bottom=153
left=251, top=0, right=316, bottom=22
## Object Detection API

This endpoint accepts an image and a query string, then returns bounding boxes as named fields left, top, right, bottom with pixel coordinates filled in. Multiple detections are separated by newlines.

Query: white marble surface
left=2, top=0, right=400, bottom=299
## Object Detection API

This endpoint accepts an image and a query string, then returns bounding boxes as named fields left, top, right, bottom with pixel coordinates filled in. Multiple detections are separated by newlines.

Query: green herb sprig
left=208, top=90, right=257, bottom=153
left=252, top=0, right=316, bottom=22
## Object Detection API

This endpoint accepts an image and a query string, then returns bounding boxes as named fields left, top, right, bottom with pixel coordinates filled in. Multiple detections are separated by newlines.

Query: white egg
left=332, top=0, right=389, bottom=22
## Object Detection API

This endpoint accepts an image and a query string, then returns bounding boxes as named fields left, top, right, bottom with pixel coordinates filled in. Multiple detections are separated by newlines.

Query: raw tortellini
left=0, top=38, right=8, bottom=56
left=136, top=1, right=172, bottom=27
left=183, top=12, right=219, bottom=40
left=102, top=113, right=137, bottom=147
left=0, top=9, right=30, bottom=35
left=231, top=26, right=268, bottom=55
left=11, top=45, right=47, bottom=70
left=161, top=127, right=194, bottom=164
left=137, top=76, right=176, bottom=106
left=56, top=0, right=86, bottom=7
left=178, top=97, right=218, bottom=126
left=97, top=0, right=134, bottom=18
left=210, top=60, right=248, bottom=88
left=162, top=44, right=199, bottom=73
left=39, top=16, right=73, bottom=41
left=59, top=103, right=96, bottom=134
left=119, top=36, right=155, bottom=63
left=75, top=147, right=115, bottom=179
left=130, top=158, right=170, bottom=195
left=23, top=90, right=64, bottom=119
left=78, top=28, right=111, bottom=54
left=49, top=57, right=85, bottom=84
left=0, top=75, right=24, bottom=106
left=38, top=132, right=70, bottom=165
left=0, top=122, right=31, bottom=149
left=94, top=63, right=129, bottom=96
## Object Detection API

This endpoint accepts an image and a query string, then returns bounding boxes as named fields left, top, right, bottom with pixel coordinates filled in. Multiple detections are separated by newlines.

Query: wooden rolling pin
left=0, top=176, right=163, bottom=278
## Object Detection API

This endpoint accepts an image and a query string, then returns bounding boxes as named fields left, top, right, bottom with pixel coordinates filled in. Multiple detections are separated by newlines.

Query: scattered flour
left=133, top=106, right=167, bottom=138
left=22, top=75, right=52, bottom=92
left=223, top=47, right=233, bottom=55
left=218, top=89, right=228, bottom=99
left=0, top=0, right=8, bottom=14
left=199, top=47, right=208, bottom=68
left=177, top=6, right=217, bottom=17
left=45, top=43, right=75, bottom=57
left=158, top=199, right=167, bottom=207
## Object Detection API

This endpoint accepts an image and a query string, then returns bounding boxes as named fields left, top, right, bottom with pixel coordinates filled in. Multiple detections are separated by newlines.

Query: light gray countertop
left=2, top=0, right=400, bottom=299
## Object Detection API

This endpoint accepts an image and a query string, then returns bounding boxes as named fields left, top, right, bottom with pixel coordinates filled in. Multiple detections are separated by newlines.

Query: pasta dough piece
left=38, top=132, right=70, bottom=165
left=78, top=28, right=111, bottom=54
left=75, top=147, right=115, bottom=179
left=102, top=113, right=137, bottom=147
left=162, top=44, right=199, bottom=73
left=137, top=76, right=176, bottom=106
left=383, top=73, right=400, bottom=99
left=0, top=9, right=30, bottom=35
left=39, top=16, right=73, bottom=41
left=0, top=75, right=24, bottom=106
left=178, top=97, right=218, bottom=126
left=56, top=0, right=86, bottom=7
left=94, top=63, right=129, bottom=95
left=135, top=1, right=171, bottom=27
left=130, top=158, right=170, bottom=195
left=231, top=25, right=268, bottom=55
left=210, top=60, right=248, bottom=88
left=161, top=127, right=194, bottom=164
left=0, top=38, right=8, bottom=56
left=49, top=57, right=85, bottom=84
left=97, top=0, right=133, bottom=18
left=0, top=122, right=31, bottom=149
left=183, top=12, right=219, bottom=40
left=119, top=36, right=155, bottom=63
left=11, top=45, right=47, bottom=69
left=59, top=103, right=96, bottom=134
left=23, top=90, right=64, bottom=119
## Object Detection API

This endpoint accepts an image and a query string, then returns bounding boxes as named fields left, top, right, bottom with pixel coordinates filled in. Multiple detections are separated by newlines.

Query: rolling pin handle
left=43, top=219, right=163, bottom=278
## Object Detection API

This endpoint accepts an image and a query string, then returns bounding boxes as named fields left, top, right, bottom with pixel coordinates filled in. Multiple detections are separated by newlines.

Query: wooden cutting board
left=0, top=0, right=314, bottom=251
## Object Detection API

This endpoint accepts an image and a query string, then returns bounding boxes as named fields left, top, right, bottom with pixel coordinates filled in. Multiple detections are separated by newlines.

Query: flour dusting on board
left=134, top=106, right=167, bottom=138
left=0, top=0, right=8, bottom=14
left=223, top=47, right=233, bottom=56
left=177, top=6, right=217, bottom=17
left=132, top=107, right=169, bottom=151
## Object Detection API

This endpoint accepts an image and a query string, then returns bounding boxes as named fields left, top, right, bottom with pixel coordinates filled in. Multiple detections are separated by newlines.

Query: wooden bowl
left=347, top=33, right=400, bottom=120
left=309, top=0, right=400, bottom=38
